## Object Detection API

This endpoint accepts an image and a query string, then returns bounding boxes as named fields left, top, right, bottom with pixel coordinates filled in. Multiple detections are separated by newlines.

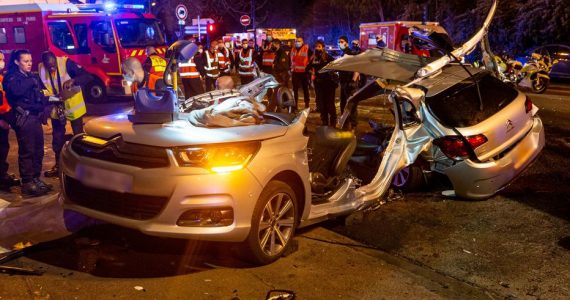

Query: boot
left=21, top=181, right=48, bottom=197
left=34, top=178, right=53, bottom=192
left=44, top=165, right=60, bottom=178
left=0, top=173, right=20, bottom=190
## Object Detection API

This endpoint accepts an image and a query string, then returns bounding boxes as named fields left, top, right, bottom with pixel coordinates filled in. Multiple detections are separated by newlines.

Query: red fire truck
left=359, top=21, right=448, bottom=57
left=0, top=1, right=167, bottom=103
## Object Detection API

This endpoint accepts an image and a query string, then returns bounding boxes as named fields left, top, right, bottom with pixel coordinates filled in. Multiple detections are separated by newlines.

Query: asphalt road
left=0, top=81, right=569, bottom=299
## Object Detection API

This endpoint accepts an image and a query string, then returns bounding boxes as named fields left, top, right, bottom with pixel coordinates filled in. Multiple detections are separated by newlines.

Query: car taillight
left=433, top=134, right=487, bottom=160
left=525, top=96, right=533, bottom=113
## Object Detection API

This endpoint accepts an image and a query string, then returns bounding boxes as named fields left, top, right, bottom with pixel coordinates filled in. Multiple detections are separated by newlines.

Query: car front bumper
left=60, top=144, right=264, bottom=242
left=444, top=116, right=545, bottom=199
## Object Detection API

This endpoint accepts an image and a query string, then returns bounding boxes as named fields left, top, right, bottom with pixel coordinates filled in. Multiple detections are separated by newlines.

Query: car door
left=88, top=20, right=120, bottom=75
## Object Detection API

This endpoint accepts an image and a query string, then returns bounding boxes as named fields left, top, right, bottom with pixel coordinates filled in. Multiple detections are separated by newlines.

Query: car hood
left=323, top=48, right=436, bottom=82
left=84, top=114, right=289, bottom=147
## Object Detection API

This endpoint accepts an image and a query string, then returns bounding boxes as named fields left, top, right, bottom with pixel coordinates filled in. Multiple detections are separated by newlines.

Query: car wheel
left=532, top=76, right=548, bottom=94
left=391, top=165, right=425, bottom=191
left=273, top=87, right=296, bottom=113
left=84, top=78, right=107, bottom=103
left=245, top=180, right=298, bottom=265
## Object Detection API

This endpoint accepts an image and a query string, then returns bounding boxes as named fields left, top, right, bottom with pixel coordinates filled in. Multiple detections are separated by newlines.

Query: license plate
left=75, top=164, right=133, bottom=193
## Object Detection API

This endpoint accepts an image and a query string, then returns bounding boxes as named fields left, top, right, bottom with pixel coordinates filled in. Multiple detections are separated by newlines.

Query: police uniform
left=2, top=69, right=49, bottom=193
left=179, top=54, right=205, bottom=98
left=338, top=47, right=358, bottom=128
left=308, top=52, right=337, bottom=126
left=38, top=57, right=89, bottom=177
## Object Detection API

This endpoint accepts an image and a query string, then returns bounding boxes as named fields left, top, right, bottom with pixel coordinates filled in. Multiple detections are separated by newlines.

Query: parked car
left=531, top=44, right=570, bottom=80
left=60, top=0, right=542, bottom=264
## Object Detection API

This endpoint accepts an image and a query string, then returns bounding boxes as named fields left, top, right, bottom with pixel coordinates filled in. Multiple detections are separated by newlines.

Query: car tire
left=244, top=180, right=298, bottom=265
left=84, top=78, right=107, bottom=103
left=272, top=87, right=296, bottom=113
left=391, top=165, right=425, bottom=191
left=532, top=76, right=549, bottom=94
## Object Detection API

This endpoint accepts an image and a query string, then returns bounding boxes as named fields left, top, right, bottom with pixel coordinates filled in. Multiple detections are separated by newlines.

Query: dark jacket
left=308, top=51, right=336, bottom=85
left=2, top=70, right=47, bottom=114
left=338, top=48, right=357, bottom=83
left=273, top=47, right=290, bottom=74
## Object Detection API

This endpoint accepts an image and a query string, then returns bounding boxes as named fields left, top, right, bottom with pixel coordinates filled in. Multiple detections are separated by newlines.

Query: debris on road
left=134, top=286, right=145, bottom=292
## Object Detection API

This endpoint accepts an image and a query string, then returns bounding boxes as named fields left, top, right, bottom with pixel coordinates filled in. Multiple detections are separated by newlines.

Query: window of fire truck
left=91, top=21, right=116, bottom=53
left=0, top=28, right=6, bottom=44
left=114, top=19, right=166, bottom=48
left=74, top=24, right=90, bottom=54
left=14, top=27, right=25, bottom=44
left=48, top=21, right=77, bottom=54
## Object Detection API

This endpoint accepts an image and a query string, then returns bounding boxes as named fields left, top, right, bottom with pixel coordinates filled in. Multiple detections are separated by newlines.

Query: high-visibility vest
left=0, top=75, right=11, bottom=114
left=291, top=44, right=309, bottom=73
left=204, top=50, right=220, bottom=78
left=262, top=50, right=276, bottom=67
left=238, top=48, right=255, bottom=76
left=179, top=56, right=200, bottom=79
left=217, top=47, right=230, bottom=71
left=38, top=57, right=86, bottom=121
left=148, top=54, right=167, bottom=75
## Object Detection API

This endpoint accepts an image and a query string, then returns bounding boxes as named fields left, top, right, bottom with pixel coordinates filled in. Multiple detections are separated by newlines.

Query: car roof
left=416, top=65, right=487, bottom=97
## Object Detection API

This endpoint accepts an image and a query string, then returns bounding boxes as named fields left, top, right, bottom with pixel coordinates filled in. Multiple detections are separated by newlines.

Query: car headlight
left=173, top=141, right=261, bottom=173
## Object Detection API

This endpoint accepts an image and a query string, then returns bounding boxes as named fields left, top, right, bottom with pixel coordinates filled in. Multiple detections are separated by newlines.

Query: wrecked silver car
left=60, top=0, right=543, bottom=264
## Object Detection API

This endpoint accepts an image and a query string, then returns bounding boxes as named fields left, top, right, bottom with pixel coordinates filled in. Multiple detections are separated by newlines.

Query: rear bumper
left=445, top=116, right=545, bottom=199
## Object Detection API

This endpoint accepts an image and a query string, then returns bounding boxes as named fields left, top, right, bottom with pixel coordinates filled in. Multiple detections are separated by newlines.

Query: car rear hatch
left=425, top=71, right=535, bottom=162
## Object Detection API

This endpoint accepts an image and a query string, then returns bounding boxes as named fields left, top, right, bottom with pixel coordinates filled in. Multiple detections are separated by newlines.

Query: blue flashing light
left=104, top=2, right=116, bottom=11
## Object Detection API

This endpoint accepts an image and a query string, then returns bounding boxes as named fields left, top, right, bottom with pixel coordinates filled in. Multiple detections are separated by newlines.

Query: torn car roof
left=415, top=65, right=486, bottom=97
left=322, top=48, right=436, bottom=82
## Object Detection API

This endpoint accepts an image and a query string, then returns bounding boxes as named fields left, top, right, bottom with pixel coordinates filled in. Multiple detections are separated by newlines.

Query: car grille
left=64, top=176, right=169, bottom=220
left=71, top=135, right=169, bottom=169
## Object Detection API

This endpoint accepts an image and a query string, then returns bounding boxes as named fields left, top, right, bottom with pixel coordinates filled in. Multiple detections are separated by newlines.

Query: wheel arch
left=270, top=170, right=307, bottom=224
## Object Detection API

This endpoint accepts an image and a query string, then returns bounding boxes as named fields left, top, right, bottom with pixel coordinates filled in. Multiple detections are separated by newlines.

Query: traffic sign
left=240, top=15, right=251, bottom=27
left=176, top=4, right=188, bottom=21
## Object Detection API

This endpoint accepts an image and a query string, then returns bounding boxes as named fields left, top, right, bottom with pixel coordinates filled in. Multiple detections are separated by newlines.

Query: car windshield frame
left=114, top=18, right=166, bottom=48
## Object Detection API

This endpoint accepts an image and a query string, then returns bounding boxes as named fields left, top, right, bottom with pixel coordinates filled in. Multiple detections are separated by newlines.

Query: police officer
left=203, top=40, right=221, bottom=92
left=2, top=50, right=52, bottom=197
left=267, top=39, right=291, bottom=111
left=0, top=52, right=20, bottom=190
left=308, top=41, right=337, bottom=126
left=338, top=36, right=360, bottom=128
left=39, top=51, right=90, bottom=178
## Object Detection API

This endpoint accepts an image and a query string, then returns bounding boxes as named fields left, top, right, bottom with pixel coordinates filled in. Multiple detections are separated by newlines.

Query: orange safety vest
left=217, top=48, right=230, bottom=70
left=262, top=50, right=276, bottom=67
left=238, top=48, right=255, bottom=76
left=205, top=50, right=220, bottom=78
left=291, top=44, right=309, bottom=73
left=0, top=75, right=11, bottom=114
left=148, top=54, right=167, bottom=77
left=179, top=56, right=200, bottom=79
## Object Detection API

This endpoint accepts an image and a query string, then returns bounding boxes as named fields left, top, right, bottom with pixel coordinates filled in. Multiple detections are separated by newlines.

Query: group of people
left=0, top=50, right=89, bottom=197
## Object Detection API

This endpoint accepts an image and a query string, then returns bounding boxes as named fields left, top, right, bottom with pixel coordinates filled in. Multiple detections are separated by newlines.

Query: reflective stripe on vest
left=149, top=54, right=167, bottom=75
left=205, top=51, right=220, bottom=78
left=0, top=75, right=10, bottom=114
left=239, top=48, right=255, bottom=76
left=262, top=51, right=276, bottom=67
left=39, top=57, right=86, bottom=120
left=217, top=48, right=229, bottom=69
left=291, top=44, right=309, bottom=73
left=179, top=57, right=200, bottom=78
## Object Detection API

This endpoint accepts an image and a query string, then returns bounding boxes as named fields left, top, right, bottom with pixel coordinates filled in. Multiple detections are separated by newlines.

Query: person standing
left=290, top=37, right=312, bottom=110
left=2, top=50, right=51, bottom=197
left=237, top=38, right=256, bottom=85
left=337, top=36, right=360, bottom=128
left=260, top=38, right=276, bottom=75
left=267, top=39, right=291, bottom=111
left=39, top=51, right=90, bottom=178
left=376, top=35, right=387, bottom=48
left=216, top=38, right=233, bottom=76
left=0, top=52, right=20, bottom=190
left=179, top=46, right=205, bottom=98
left=308, top=41, right=337, bottom=126
left=142, top=46, right=167, bottom=90
left=203, top=40, right=220, bottom=92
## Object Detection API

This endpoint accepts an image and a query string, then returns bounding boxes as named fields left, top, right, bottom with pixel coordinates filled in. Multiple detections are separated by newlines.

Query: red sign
left=176, top=4, right=188, bottom=21
left=240, top=15, right=251, bottom=27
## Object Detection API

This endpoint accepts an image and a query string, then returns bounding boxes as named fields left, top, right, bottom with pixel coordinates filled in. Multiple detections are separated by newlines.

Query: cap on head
left=338, top=36, right=349, bottom=43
